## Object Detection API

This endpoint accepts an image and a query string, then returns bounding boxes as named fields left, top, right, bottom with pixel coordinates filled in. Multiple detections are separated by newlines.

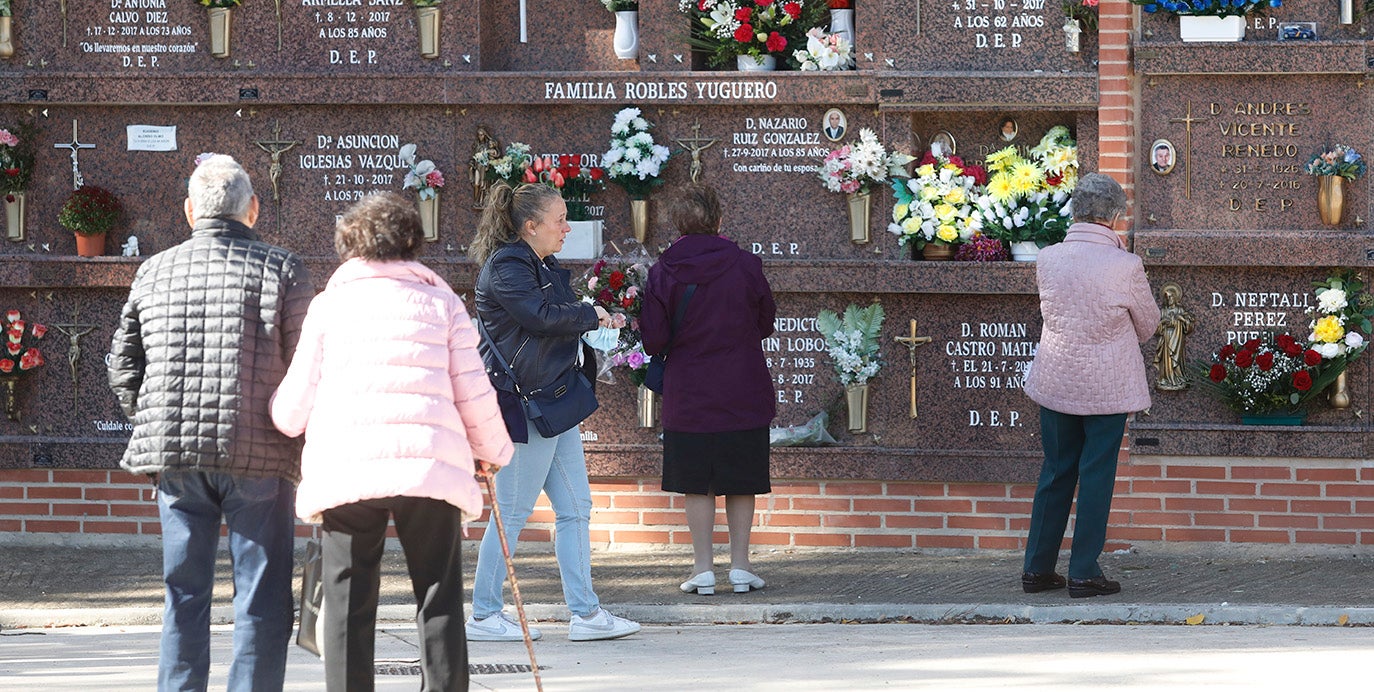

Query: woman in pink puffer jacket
left=271, top=192, right=513, bottom=691
left=1020, top=173, right=1160, bottom=601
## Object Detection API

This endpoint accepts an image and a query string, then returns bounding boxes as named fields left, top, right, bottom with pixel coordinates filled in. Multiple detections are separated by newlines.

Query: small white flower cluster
left=826, top=329, right=880, bottom=386
left=603, top=107, right=670, bottom=182
left=399, top=143, right=441, bottom=201
left=472, top=141, right=531, bottom=182
left=793, top=27, right=853, bottom=71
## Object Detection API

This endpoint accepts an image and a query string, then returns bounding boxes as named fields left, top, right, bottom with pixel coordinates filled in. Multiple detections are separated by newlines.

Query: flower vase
left=1240, top=410, right=1307, bottom=426
left=630, top=198, right=649, bottom=243
left=75, top=233, right=106, bottom=257
left=920, top=243, right=955, bottom=261
left=845, top=382, right=869, bottom=433
left=5, top=192, right=25, bottom=241
left=637, top=385, right=659, bottom=428
left=1342, top=0, right=1355, bottom=23
left=1063, top=17, right=1082, bottom=53
left=613, top=11, right=638, bottom=60
left=1318, top=175, right=1344, bottom=226
left=1330, top=370, right=1351, bottom=408
left=0, top=16, right=14, bottom=59
left=416, top=6, right=441, bottom=59
left=1009, top=241, right=1039, bottom=261
left=1178, top=15, right=1245, bottom=42
left=207, top=7, right=232, bottom=58
left=847, top=191, right=871, bottom=244
left=418, top=194, right=439, bottom=242
left=736, top=54, right=777, bottom=71
left=829, top=9, right=855, bottom=47
left=0, top=375, right=17, bottom=421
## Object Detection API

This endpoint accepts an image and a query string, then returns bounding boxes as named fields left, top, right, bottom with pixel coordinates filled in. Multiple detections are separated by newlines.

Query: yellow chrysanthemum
left=919, top=185, right=941, bottom=202
left=934, top=203, right=957, bottom=222
left=892, top=203, right=909, bottom=222
left=1314, top=315, right=1346, bottom=343
left=986, top=175, right=1016, bottom=203
left=915, top=164, right=936, bottom=178
left=985, top=147, right=1018, bottom=173
left=936, top=225, right=959, bottom=242
left=943, top=187, right=966, bottom=205
left=1010, top=161, right=1043, bottom=195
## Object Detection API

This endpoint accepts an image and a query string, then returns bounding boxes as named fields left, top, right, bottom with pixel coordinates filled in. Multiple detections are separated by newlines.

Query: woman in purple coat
left=641, top=183, right=777, bottom=596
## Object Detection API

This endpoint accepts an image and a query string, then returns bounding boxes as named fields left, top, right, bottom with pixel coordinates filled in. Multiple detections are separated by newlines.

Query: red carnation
left=621, top=296, right=634, bottom=308
left=1293, top=370, right=1313, bottom=391
left=1234, top=350, right=1253, bottom=368
left=1046, top=173, right=1064, bottom=187
left=1209, top=364, right=1227, bottom=382
left=1276, top=334, right=1295, bottom=349
left=3, top=168, right=16, bottom=177
left=1257, top=352, right=1274, bottom=371
left=1304, top=349, right=1322, bottom=366
left=699, top=0, right=710, bottom=9
left=963, top=165, right=988, bottom=186
left=782, top=2, right=802, bottom=19
left=757, top=0, right=775, bottom=6
left=608, top=271, right=625, bottom=290
left=598, top=289, right=614, bottom=304
left=1243, top=338, right=1261, bottom=351
left=735, top=7, right=752, bottom=21
left=0, top=359, right=11, bottom=373
left=5, top=342, right=19, bottom=356
left=1285, top=343, right=1302, bottom=357
left=765, top=31, right=786, bottom=52
left=734, top=24, right=754, bottom=43
left=18, top=348, right=43, bottom=370
left=589, top=167, right=604, bottom=180
left=948, top=155, right=965, bottom=169
left=1218, top=344, right=1236, bottom=360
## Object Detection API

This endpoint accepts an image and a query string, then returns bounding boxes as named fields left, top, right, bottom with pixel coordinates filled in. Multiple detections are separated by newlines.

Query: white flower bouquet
left=817, top=302, right=885, bottom=386
left=602, top=107, right=671, bottom=199
left=793, top=27, right=854, bottom=71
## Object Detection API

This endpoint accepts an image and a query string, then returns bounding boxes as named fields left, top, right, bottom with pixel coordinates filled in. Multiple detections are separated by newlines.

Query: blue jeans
left=157, top=470, right=296, bottom=692
left=471, top=423, right=600, bottom=619
left=1022, top=407, right=1128, bottom=581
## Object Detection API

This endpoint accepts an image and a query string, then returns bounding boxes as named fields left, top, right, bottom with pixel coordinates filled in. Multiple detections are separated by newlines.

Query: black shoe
left=1021, top=571, right=1066, bottom=593
left=1067, top=575, right=1121, bottom=598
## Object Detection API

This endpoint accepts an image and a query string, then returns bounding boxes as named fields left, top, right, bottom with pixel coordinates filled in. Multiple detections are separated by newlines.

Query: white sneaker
left=465, top=612, right=542, bottom=642
left=568, top=609, right=641, bottom=642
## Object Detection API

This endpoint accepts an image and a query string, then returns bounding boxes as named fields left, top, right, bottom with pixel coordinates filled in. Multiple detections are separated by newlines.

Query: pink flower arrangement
left=817, top=128, right=913, bottom=195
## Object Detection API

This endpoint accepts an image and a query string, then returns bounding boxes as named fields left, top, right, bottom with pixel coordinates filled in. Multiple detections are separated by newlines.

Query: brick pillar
left=1097, top=0, right=1136, bottom=224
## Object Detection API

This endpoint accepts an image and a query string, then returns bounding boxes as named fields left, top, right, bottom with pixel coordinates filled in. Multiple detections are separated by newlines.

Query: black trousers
left=321, top=496, right=468, bottom=692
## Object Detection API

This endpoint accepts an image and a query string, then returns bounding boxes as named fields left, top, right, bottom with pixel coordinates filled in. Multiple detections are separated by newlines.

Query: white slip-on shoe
left=679, top=571, right=715, bottom=595
left=568, top=609, right=641, bottom=641
left=729, top=568, right=766, bottom=593
left=465, top=612, right=542, bottom=642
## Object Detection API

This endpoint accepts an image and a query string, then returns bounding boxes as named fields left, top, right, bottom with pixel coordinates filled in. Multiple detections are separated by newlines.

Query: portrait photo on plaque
left=822, top=109, right=848, bottom=142
left=1150, top=139, right=1176, bottom=175
left=998, top=117, right=1019, bottom=142
left=930, top=130, right=957, bottom=157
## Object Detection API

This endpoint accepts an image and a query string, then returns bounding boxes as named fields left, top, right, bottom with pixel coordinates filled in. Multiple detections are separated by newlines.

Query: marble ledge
left=1132, top=230, right=1374, bottom=267
left=875, top=73, right=1099, bottom=111
left=1129, top=421, right=1369, bottom=459
left=1132, top=41, right=1367, bottom=76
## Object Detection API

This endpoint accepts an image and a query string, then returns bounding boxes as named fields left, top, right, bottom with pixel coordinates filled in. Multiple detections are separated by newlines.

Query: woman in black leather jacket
left=465, top=182, right=642, bottom=643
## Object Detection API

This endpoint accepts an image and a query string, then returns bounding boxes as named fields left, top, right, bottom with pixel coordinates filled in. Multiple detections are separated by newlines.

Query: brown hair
left=665, top=183, right=722, bottom=236
left=468, top=182, right=563, bottom=265
left=334, top=191, right=424, bottom=261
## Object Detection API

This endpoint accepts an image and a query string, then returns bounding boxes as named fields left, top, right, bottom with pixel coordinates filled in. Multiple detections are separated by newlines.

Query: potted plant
left=58, top=185, right=123, bottom=257
left=603, top=107, right=670, bottom=243
left=601, top=0, right=640, bottom=60
left=413, top=0, right=442, bottom=59
left=0, top=121, right=36, bottom=241
left=197, top=0, right=241, bottom=58
left=1305, top=144, right=1365, bottom=226
left=680, top=0, right=828, bottom=70
left=888, top=152, right=986, bottom=260
left=399, top=144, right=444, bottom=241
left=817, top=302, right=884, bottom=433
left=0, top=0, right=15, bottom=59
left=0, top=309, right=46, bottom=421
left=817, top=128, right=912, bottom=244
left=1130, top=0, right=1282, bottom=42
left=978, top=127, right=1079, bottom=260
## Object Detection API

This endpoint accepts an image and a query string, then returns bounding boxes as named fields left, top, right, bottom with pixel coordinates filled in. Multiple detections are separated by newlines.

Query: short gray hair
left=1070, top=172, right=1127, bottom=224
left=187, top=154, right=254, bottom=221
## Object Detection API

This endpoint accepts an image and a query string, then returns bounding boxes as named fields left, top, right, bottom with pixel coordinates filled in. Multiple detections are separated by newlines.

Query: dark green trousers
left=1022, top=406, right=1128, bottom=580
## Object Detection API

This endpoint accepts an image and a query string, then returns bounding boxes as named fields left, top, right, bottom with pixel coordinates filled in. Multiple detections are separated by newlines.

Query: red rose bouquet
left=0, top=309, right=47, bottom=376
left=1196, top=334, right=1341, bottom=415
left=680, top=0, right=829, bottom=69
left=0, top=121, right=36, bottom=196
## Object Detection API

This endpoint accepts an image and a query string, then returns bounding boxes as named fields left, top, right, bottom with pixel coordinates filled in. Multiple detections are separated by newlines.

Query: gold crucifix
left=254, top=120, right=301, bottom=204
left=672, top=119, right=718, bottom=183
left=51, top=313, right=98, bottom=418
left=1168, top=100, right=1206, bottom=200
left=893, top=318, right=932, bottom=418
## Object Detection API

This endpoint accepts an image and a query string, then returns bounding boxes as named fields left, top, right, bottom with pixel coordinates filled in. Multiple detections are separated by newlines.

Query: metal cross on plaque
left=53, top=119, right=95, bottom=191
left=1169, top=100, right=1206, bottom=200
left=894, top=318, right=932, bottom=419
left=51, top=314, right=98, bottom=417
left=254, top=120, right=301, bottom=204
left=672, top=120, right=718, bottom=183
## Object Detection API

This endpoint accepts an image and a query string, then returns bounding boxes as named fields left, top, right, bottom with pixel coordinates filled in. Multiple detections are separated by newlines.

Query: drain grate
left=375, top=663, right=544, bottom=676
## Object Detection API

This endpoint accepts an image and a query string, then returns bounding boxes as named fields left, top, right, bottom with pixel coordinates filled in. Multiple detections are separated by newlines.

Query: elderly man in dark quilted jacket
left=108, top=154, right=314, bottom=691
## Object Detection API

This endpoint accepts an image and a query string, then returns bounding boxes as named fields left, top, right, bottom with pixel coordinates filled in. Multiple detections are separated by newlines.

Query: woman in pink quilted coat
left=271, top=192, right=513, bottom=691
left=1020, top=173, right=1160, bottom=600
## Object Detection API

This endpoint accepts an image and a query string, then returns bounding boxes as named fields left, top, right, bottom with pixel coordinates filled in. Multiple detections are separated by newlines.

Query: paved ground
left=3, top=541, right=1373, bottom=628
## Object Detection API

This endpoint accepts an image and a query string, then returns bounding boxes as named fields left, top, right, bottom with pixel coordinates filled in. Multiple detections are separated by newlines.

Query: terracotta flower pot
left=75, top=233, right=106, bottom=257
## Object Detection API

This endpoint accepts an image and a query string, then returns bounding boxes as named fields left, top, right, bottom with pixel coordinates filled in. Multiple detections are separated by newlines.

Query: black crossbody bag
left=480, top=320, right=599, bottom=438
left=643, top=284, right=697, bottom=394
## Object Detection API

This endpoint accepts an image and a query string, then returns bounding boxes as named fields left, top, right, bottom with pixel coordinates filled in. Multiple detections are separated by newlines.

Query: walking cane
left=481, top=472, right=544, bottom=692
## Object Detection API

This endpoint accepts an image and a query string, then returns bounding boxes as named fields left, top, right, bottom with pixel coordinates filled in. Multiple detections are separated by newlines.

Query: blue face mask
left=582, top=326, right=620, bottom=351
